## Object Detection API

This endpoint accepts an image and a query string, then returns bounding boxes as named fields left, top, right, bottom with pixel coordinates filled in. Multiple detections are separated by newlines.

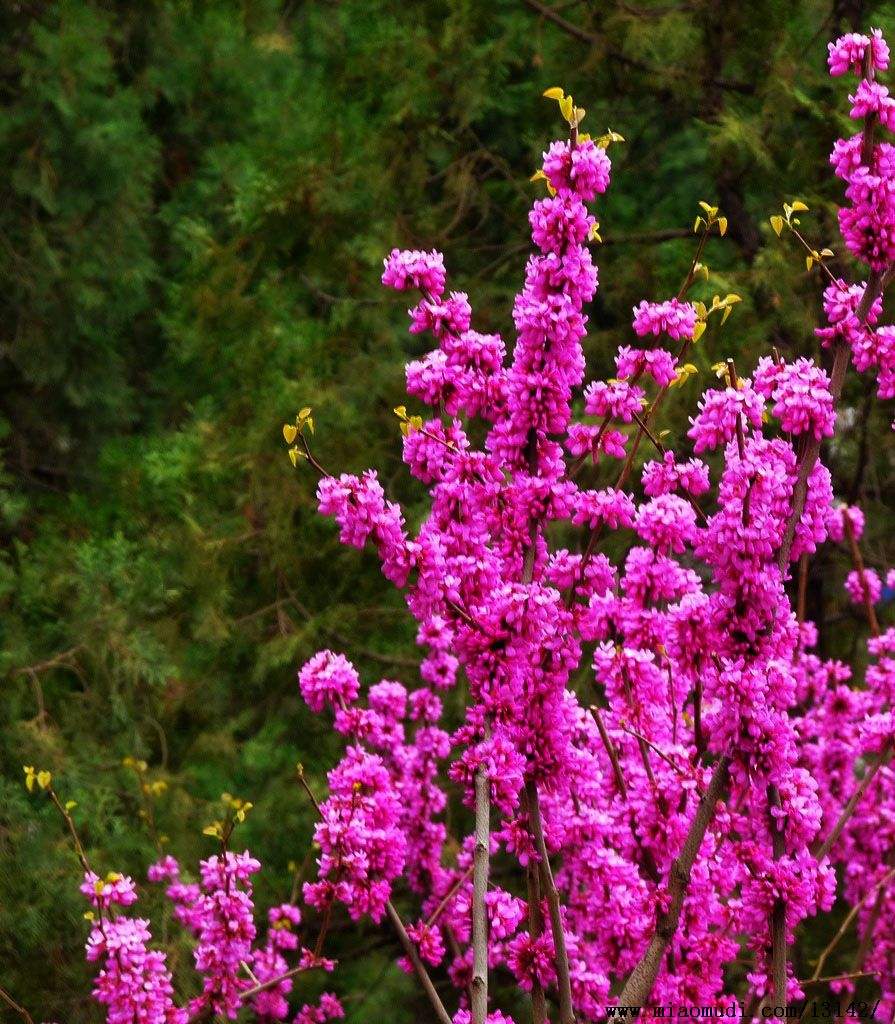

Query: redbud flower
left=828, top=30, right=890, bottom=76
left=299, top=650, right=360, bottom=713
left=632, top=298, right=697, bottom=340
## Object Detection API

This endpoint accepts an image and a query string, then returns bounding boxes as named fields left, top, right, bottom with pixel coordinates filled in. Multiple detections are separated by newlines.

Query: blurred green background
left=2, top=1, right=895, bottom=1019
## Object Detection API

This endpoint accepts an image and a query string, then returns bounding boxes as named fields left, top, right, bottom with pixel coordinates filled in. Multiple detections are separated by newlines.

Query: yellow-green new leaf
left=543, top=87, right=565, bottom=100
left=559, top=94, right=575, bottom=123
left=770, top=215, right=784, bottom=236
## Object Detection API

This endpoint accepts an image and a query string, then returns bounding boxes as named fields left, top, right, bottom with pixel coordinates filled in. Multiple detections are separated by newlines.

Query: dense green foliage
left=2, top=1, right=894, bottom=1018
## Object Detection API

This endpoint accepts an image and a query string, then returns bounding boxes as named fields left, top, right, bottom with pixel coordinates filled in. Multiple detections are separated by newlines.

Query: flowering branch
left=617, top=756, right=731, bottom=1007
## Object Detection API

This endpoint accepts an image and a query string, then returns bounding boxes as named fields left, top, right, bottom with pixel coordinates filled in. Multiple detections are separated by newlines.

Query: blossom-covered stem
left=842, top=513, right=881, bottom=635
left=385, top=901, right=453, bottom=1024
left=590, top=707, right=661, bottom=882
left=609, top=222, right=712, bottom=497
left=796, top=553, right=809, bottom=622
left=814, top=742, right=893, bottom=859
left=0, top=986, right=35, bottom=1024
left=526, top=779, right=575, bottom=1024
left=590, top=705, right=628, bottom=801
left=521, top=784, right=548, bottom=1024
left=809, top=866, right=895, bottom=983
left=618, top=755, right=731, bottom=1008
left=768, top=784, right=788, bottom=1003
left=296, top=763, right=452, bottom=1024
left=526, top=860, right=548, bottom=1024
left=861, top=47, right=879, bottom=163
left=471, top=752, right=491, bottom=1024
left=777, top=58, right=888, bottom=570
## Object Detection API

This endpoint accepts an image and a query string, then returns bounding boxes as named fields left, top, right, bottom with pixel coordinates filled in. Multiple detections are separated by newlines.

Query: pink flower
left=583, top=378, right=644, bottom=422
left=632, top=298, right=698, bottom=340
left=381, top=248, right=446, bottom=296
left=754, top=357, right=835, bottom=439
left=845, top=567, right=882, bottom=605
left=299, top=650, right=360, bottom=713
left=828, top=30, right=890, bottom=76
left=542, top=138, right=612, bottom=200
left=572, top=488, right=636, bottom=530
left=687, top=382, right=764, bottom=453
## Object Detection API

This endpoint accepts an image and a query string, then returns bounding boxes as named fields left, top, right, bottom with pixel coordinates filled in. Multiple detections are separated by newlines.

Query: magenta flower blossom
left=294, top=993, right=345, bottom=1024
left=304, top=746, right=407, bottom=923
left=572, top=487, right=636, bottom=530
left=828, top=30, right=890, bottom=76
left=631, top=298, right=698, bottom=340
left=615, top=344, right=678, bottom=387
left=542, top=138, right=612, bottom=200
left=845, top=567, right=882, bottom=604
left=634, top=494, right=699, bottom=554
left=687, top=382, right=764, bottom=453
left=583, top=378, right=644, bottom=422
left=827, top=503, right=866, bottom=542
left=299, top=650, right=361, bottom=713
left=382, top=247, right=446, bottom=297
left=753, top=357, right=836, bottom=439
left=849, top=79, right=895, bottom=128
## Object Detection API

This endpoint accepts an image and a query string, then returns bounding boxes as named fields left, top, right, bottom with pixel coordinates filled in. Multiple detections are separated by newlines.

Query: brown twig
left=796, top=554, right=809, bottom=624
left=527, top=779, right=575, bottom=1024
left=590, top=705, right=628, bottom=801
left=842, top=512, right=880, bottom=637
left=426, top=864, right=474, bottom=928
left=768, top=783, right=788, bottom=1004
left=0, top=986, right=35, bottom=1024
left=814, top=742, right=893, bottom=860
left=809, top=867, right=895, bottom=984
left=386, top=902, right=453, bottom=1024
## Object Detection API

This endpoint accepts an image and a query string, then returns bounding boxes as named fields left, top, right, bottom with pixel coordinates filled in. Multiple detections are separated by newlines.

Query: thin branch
left=521, top=0, right=754, bottom=93
left=809, top=867, right=895, bottom=983
left=0, top=987, right=35, bottom=1024
left=768, top=783, right=788, bottom=1004
left=527, top=780, right=575, bottom=1024
left=814, top=742, right=893, bottom=860
left=801, top=971, right=877, bottom=986
left=386, top=902, right=453, bottom=1024
left=842, top=513, right=881, bottom=637
left=471, top=756, right=491, bottom=1024
left=590, top=705, right=628, bottom=801
left=426, top=864, right=474, bottom=928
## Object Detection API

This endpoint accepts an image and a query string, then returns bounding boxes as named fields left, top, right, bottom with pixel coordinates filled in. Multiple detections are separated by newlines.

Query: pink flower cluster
left=303, top=745, right=408, bottom=923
